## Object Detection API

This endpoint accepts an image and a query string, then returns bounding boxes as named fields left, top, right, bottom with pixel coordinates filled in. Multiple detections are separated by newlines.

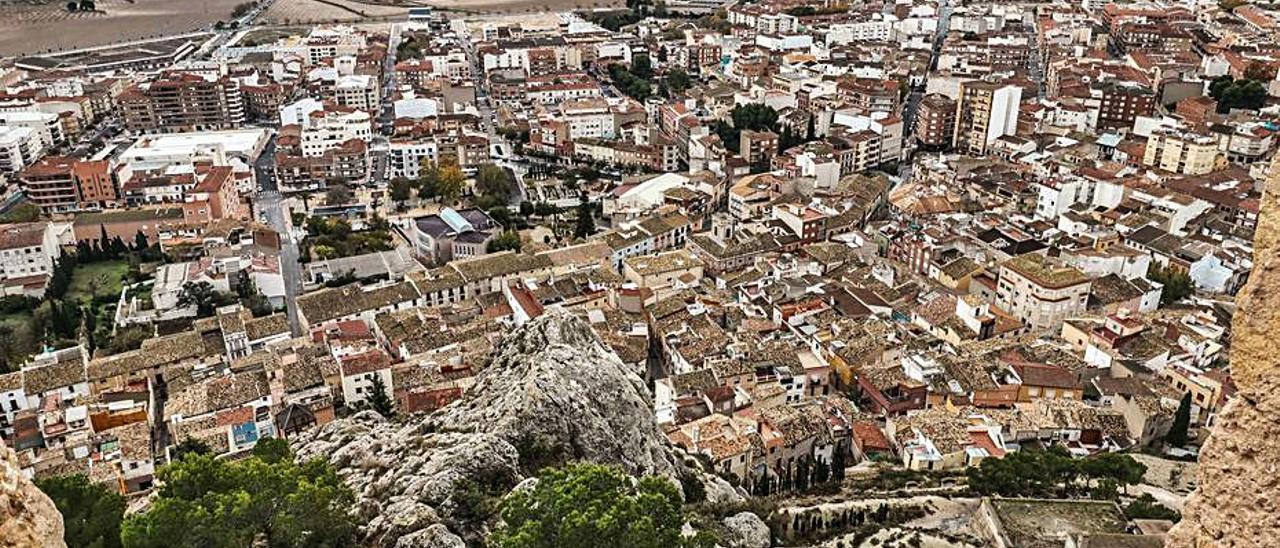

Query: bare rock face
left=1167, top=159, right=1280, bottom=547
left=722, top=512, right=771, bottom=548
left=0, top=440, right=66, bottom=548
left=431, top=311, right=677, bottom=477
left=393, top=524, right=466, bottom=548
left=293, top=312, right=681, bottom=545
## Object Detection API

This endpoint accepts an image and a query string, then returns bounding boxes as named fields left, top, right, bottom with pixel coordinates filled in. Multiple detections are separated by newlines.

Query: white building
left=560, top=98, right=615, bottom=140
left=995, top=254, right=1092, bottom=330
left=0, top=111, right=64, bottom=148
left=301, top=108, right=372, bottom=157
left=280, top=98, right=325, bottom=127
left=333, top=75, right=379, bottom=112
left=115, top=129, right=269, bottom=189
left=0, top=222, right=60, bottom=296
left=0, top=126, right=45, bottom=174
left=388, top=140, right=439, bottom=179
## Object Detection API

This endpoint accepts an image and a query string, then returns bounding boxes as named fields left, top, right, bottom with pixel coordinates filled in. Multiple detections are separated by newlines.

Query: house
left=165, top=366, right=274, bottom=456
left=338, top=349, right=394, bottom=409
left=887, top=407, right=1007, bottom=471
left=622, top=249, right=705, bottom=298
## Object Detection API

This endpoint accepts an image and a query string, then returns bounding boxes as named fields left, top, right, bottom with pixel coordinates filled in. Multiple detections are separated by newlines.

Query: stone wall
left=1164, top=156, right=1280, bottom=546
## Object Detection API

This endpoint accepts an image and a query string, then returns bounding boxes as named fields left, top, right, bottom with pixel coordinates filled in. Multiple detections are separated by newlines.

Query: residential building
left=953, top=81, right=1021, bottom=156
left=0, top=222, right=60, bottom=297
left=995, top=254, right=1092, bottom=330
left=118, top=72, right=246, bottom=133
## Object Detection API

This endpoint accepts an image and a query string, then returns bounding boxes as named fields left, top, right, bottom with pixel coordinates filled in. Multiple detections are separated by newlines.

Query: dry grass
left=0, top=0, right=242, bottom=56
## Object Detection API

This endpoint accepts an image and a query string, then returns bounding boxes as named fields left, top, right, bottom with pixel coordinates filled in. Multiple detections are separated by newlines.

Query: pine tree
left=134, top=230, right=150, bottom=251
left=367, top=373, right=395, bottom=418
left=111, top=236, right=128, bottom=258
left=1167, top=392, right=1193, bottom=447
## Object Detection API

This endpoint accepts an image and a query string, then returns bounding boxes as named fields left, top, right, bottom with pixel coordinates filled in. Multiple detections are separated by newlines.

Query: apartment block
left=995, top=254, right=1092, bottom=330
left=119, top=72, right=246, bottom=133
left=953, top=81, right=1021, bottom=156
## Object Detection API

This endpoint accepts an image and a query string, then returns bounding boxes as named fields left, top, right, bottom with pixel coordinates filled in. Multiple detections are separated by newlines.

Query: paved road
left=253, top=135, right=305, bottom=337
left=257, top=189, right=304, bottom=336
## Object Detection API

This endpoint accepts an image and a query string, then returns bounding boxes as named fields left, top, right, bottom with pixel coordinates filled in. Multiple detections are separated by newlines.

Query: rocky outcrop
left=429, top=312, right=676, bottom=476
left=1166, top=158, right=1280, bottom=547
left=394, top=524, right=466, bottom=548
left=0, top=440, right=66, bottom=548
left=293, top=312, right=687, bottom=544
left=722, top=512, right=771, bottom=548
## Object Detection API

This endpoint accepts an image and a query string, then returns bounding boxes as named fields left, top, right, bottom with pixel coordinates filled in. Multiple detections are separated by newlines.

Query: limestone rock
left=701, top=472, right=748, bottom=505
left=1168, top=156, right=1280, bottom=546
left=722, top=512, right=771, bottom=548
left=394, top=524, right=466, bottom=548
left=292, top=312, right=680, bottom=544
left=0, top=440, right=66, bottom=548
left=431, top=311, right=677, bottom=477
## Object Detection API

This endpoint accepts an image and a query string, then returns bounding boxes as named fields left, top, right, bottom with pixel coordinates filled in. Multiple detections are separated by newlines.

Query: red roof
left=852, top=421, right=892, bottom=452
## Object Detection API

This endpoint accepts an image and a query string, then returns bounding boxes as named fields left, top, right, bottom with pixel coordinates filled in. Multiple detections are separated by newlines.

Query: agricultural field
left=0, top=0, right=241, bottom=56
left=262, top=0, right=407, bottom=24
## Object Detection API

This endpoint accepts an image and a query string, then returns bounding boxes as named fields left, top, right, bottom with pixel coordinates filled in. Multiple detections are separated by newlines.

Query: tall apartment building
left=1142, top=129, right=1222, bottom=175
left=995, top=254, right=1091, bottom=330
left=1089, top=81, right=1156, bottom=131
left=300, top=108, right=373, bottom=157
left=0, top=127, right=46, bottom=174
left=953, top=81, right=1021, bottom=156
left=0, top=111, right=65, bottom=148
left=740, top=130, right=778, bottom=165
left=915, top=94, right=956, bottom=150
left=332, top=75, right=379, bottom=112
left=119, top=72, right=246, bottom=133
left=18, top=155, right=119, bottom=213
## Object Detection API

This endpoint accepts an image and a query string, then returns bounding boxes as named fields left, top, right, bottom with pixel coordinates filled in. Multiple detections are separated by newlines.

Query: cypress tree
left=1167, top=392, right=1193, bottom=447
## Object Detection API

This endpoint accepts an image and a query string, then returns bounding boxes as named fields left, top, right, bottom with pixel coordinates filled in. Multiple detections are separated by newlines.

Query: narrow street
left=253, top=136, right=304, bottom=337
left=899, top=0, right=953, bottom=182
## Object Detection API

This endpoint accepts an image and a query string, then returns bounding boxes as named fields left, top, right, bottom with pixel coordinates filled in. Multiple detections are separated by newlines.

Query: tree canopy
left=476, top=164, right=514, bottom=203
left=121, top=442, right=356, bottom=548
left=37, top=474, right=125, bottom=548
left=489, top=463, right=716, bottom=548
left=1148, top=263, right=1194, bottom=305
left=1124, top=493, right=1181, bottom=522
left=967, top=446, right=1147, bottom=500
left=437, top=163, right=466, bottom=204
left=1208, top=75, right=1268, bottom=113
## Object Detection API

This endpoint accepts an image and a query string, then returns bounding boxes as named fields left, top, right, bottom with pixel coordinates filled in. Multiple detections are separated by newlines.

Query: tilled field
left=0, top=0, right=240, bottom=56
